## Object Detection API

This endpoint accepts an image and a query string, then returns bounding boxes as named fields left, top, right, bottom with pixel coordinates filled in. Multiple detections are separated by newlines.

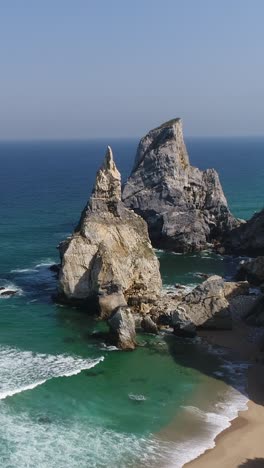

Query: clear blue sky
left=0, top=0, right=263, bottom=139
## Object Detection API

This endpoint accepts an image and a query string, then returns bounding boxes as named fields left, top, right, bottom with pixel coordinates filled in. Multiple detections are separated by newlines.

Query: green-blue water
left=0, top=138, right=263, bottom=467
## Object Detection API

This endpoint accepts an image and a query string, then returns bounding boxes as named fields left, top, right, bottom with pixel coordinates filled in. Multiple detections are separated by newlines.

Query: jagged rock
left=122, top=118, right=238, bottom=253
left=227, top=209, right=264, bottom=256
left=108, top=306, right=136, bottom=350
left=0, top=287, right=17, bottom=297
left=180, top=276, right=232, bottom=329
left=236, top=256, right=264, bottom=286
left=223, top=281, right=249, bottom=299
left=57, top=146, right=161, bottom=318
left=171, top=311, right=197, bottom=337
left=141, top=315, right=158, bottom=334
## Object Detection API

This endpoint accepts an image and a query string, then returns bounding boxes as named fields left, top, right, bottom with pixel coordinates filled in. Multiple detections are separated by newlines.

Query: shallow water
left=0, top=138, right=262, bottom=467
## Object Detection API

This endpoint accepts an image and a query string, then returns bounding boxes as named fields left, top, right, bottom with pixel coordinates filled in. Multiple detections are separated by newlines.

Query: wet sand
left=186, top=297, right=264, bottom=468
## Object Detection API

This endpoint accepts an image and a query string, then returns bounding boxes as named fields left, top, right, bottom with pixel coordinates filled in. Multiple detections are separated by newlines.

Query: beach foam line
left=0, top=345, right=104, bottom=400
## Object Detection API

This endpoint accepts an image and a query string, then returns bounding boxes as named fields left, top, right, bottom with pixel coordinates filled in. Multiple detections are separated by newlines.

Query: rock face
left=57, top=146, right=162, bottom=318
left=150, top=276, right=240, bottom=330
left=122, top=118, right=238, bottom=252
left=227, top=209, right=264, bottom=256
left=237, top=256, right=264, bottom=287
left=176, top=276, right=232, bottom=329
left=108, top=307, right=136, bottom=350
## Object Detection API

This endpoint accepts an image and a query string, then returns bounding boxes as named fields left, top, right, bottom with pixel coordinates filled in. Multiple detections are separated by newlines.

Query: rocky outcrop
left=108, top=307, right=136, bottom=350
left=227, top=208, right=264, bottom=256
left=57, top=146, right=162, bottom=318
left=122, top=118, right=239, bottom=253
left=149, top=276, right=249, bottom=331
left=175, top=276, right=232, bottom=329
left=237, top=256, right=264, bottom=287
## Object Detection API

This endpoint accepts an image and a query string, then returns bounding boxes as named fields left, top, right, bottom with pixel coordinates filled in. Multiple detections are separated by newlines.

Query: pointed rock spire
left=91, top=146, right=121, bottom=202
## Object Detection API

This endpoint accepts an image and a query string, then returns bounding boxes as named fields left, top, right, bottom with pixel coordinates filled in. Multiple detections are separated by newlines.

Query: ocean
left=0, top=137, right=263, bottom=467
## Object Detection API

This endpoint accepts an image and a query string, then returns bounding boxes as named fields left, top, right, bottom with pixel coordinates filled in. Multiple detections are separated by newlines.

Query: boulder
left=108, top=306, right=136, bottom=350
left=122, top=118, right=239, bottom=253
left=141, top=315, right=158, bottom=334
left=176, top=276, right=232, bottom=329
left=223, top=280, right=249, bottom=299
left=57, top=146, right=162, bottom=318
left=236, top=256, right=264, bottom=286
left=171, top=310, right=197, bottom=337
left=227, top=209, right=264, bottom=256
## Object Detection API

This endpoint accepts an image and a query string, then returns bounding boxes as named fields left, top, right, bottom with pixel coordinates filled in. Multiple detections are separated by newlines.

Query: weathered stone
left=223, top=281, right=249, bottom=299
left=172, top=311, right=197, bottom=337
left=227, top=209, right=264, bottom=256
left=236, top=257, right=264, bottom=286
left=57, top=146, right=162, bottom=318
left=122, top=118, right=238, bottom=253
left=141, top=315, right=158, bottom=334
left=108, top=306, right=136, bottom=350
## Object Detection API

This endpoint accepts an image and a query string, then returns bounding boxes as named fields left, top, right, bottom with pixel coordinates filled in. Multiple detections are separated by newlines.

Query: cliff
left=122, top=118, right=239, bottom=252
left=57, top=146, right=162, bottom=318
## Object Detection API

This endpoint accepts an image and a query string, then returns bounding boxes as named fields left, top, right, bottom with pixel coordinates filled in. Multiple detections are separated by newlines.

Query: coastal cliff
left=122, top=118, right=239, bottom=253
left=57, top=146, right=162, bottom=321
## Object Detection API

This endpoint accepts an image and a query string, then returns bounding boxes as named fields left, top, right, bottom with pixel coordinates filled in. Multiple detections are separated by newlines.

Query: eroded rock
left=57, top=146, right=162, bottom=319
left=123, top=118, right=239, bottom=253
left=108, top=306, right=136, bottom=350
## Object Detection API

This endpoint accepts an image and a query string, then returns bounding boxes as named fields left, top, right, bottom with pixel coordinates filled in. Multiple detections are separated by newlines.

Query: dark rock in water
left=38, top=416, right=52, bottom=424
left=0, top=288, right=17, bottom=297
left=141, top=315, right=158, bottom=334
left=227, top=209, right=264, bottom=256
left=108, top=306, right=136, bottom=350
left=236, top=257, right=264, bottom=286
left=172, top=311, right=197, bottom=338
left=57, top=146, right=161, bottom=320
left=122, top=118, right=239, bottom=253
left=49, top=264, right=60, bottom=277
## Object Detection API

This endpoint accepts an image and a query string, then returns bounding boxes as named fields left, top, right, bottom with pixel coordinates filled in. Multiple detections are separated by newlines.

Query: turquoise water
left=0, top=138, right=263, bottom=467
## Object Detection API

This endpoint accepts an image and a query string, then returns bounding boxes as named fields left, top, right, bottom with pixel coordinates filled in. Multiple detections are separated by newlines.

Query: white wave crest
left=0, top=345, right=104, bottom=400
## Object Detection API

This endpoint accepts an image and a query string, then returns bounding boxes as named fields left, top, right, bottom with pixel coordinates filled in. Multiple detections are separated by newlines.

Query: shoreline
left=185, top=316, right=264, bottom=467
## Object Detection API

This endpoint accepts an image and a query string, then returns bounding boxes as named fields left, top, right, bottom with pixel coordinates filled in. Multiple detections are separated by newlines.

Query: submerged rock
left=108, top=306, right=136, bottom=350
left=57, top=146, right=161, bottom=319
left=122, top=118, right=238, bottom=253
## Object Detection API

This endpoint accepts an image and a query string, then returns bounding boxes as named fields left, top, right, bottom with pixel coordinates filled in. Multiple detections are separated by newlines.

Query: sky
left=0, top=0, right=263, bottom=139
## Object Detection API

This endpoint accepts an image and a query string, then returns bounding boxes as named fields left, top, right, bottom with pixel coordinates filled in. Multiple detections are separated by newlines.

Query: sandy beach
left=185, top=298, right=264, bottom=468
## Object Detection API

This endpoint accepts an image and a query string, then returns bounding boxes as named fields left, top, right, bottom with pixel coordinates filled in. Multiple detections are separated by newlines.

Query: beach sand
left=185, top=296, right=264, bottom=468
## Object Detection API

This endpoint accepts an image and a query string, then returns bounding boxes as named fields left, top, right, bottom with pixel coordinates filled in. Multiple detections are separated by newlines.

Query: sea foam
left=0, top=345, right=104, bottom=400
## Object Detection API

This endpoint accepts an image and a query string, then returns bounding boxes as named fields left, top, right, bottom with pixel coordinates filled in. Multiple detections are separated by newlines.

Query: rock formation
left=237, top=256, right=264, bottom=287
left=108, top=307, right=136, bottom=350
left=122, top=118, right=239, bottom=252
left=149, top=276, right=250, bottom=332
left=227, top=208, right=264, bottom=256
left=57, top=146, right=162, bottom=321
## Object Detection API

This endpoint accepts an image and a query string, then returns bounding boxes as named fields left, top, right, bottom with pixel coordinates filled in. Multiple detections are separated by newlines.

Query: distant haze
left=0, top=0, right=264, bottom=139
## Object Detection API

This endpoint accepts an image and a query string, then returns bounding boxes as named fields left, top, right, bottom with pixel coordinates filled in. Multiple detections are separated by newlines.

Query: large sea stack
left=122, top=118, right=239, bottom=252
left=57, top=146, right=162, bottom=318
